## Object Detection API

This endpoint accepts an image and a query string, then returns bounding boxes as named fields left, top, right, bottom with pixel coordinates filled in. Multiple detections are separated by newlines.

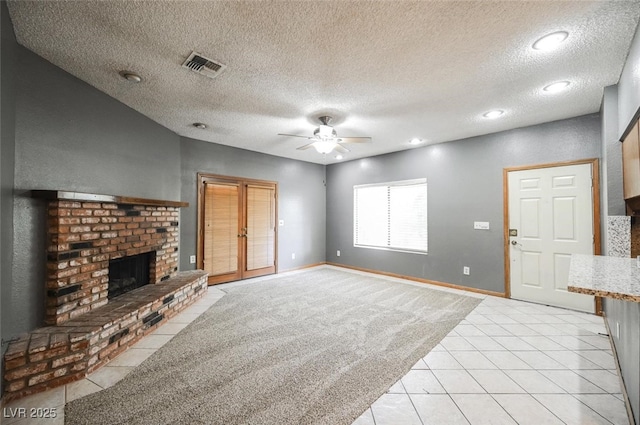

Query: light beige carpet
left=65, top=268, right=481, bottom=425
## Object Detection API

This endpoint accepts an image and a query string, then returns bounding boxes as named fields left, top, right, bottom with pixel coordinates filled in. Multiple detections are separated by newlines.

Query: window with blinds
left=354, top=178, right=428, bottom=254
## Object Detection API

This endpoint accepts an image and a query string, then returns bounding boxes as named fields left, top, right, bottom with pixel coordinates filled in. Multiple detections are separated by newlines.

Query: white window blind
left=354, top=178, right=427, bottom=253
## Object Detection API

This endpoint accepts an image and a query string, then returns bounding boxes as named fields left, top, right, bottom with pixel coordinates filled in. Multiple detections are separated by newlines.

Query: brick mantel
left=35, top=190, right=188, bottom=325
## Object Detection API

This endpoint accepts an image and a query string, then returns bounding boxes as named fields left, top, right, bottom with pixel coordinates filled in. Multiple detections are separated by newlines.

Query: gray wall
left=1, top=1, right=17, bottom=386
left=603, top=85, right=625, bottom=218
left=602, top=20, right=640, bottom=424
left=326, top=114, right=601, bottom=294
left=179, top=137, right=326, bottom=273
left=7, top=44, right=182, bottom=338
left=618, top=22, right=640, bottom=138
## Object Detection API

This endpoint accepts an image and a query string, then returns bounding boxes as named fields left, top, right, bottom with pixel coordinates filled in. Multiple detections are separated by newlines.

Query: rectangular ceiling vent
left=182, top=51, right=226, bottom=79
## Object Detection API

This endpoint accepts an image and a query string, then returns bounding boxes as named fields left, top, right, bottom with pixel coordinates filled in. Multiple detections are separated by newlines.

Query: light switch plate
left=474, top=221, right=490, bottom=230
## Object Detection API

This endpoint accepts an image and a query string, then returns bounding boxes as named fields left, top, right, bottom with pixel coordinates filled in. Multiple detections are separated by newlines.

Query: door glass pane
left=246, top=186, right=275, bottom=270
left=204, top=183, right=239, bottom=276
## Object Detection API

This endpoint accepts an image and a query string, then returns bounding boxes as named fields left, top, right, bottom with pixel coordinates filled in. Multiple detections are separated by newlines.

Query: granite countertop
left=568, top=254, right=640, bottom=302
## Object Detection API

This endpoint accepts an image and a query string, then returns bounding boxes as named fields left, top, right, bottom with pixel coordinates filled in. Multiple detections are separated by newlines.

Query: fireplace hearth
left=2, top=190, right=205, bottom=403
left=0, top=190, right=211, bottom=403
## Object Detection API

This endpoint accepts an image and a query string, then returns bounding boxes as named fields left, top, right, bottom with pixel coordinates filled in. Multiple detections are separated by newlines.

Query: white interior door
left=508, top=163, right=595, bottom=312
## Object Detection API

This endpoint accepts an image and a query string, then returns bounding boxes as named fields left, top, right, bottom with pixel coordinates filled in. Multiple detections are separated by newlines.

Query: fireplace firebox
left=108, top=252, right=154, bottom=299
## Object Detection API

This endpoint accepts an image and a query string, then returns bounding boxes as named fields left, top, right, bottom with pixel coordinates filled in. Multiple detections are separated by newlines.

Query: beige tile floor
left=352, top=289, right=628, bottom=425
left=1, top=266, right=629, bottom=425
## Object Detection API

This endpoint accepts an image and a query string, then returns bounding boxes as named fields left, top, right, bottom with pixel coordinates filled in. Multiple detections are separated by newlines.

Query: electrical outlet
left=189, top=255, right=196, bottom=264
left=292, top=253, right=295, bottom=260
left=337, top=250, right=341, bottom=257
left=463, top=266, right=470, bottom=275
left=616, top=322, right=620, bottom=339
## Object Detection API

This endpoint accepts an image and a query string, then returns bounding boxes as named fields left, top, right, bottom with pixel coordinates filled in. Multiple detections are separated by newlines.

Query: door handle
left=511, top=240, right=522, bottom=247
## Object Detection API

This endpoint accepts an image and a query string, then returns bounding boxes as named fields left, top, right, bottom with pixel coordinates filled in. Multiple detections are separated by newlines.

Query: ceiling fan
left=278, top=116, right=371, bottom=154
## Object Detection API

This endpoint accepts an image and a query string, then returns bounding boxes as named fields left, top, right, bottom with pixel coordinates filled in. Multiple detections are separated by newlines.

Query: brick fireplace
left=42, top=190, right=187, bottom=325
left=3, top=191, right=208, bottom=401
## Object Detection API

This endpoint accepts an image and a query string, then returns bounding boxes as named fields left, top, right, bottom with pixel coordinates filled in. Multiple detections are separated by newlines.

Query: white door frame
left=503, top=158, right=602, bottom=314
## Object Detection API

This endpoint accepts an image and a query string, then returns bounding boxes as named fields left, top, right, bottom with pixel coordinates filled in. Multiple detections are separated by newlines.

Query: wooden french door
left=197, top=174, right=277, bottom=285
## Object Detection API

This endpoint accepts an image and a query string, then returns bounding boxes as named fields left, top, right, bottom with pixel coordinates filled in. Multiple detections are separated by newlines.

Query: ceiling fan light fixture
left=279, top=115, right=370, bottom=155
left=313, top=140, right=337, bottom=154
left=533, top=31, right=569, bottom=51
left=316, top=125, right=336, bottom=138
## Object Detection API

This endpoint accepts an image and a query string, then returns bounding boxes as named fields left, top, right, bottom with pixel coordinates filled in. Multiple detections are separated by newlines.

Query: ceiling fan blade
left=278, top=133, right=314, bottom=140
left=296, top=143, right=315, bottom=150
left=335, top=144, right=350, bottom=153
left=338, top=137, right=372, bottom=144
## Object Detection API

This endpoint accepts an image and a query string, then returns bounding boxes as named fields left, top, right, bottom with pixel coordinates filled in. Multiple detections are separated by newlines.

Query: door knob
left=511, top=240, right=522, bottom=247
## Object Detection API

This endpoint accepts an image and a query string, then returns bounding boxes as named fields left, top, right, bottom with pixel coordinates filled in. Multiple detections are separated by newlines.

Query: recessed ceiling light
left=119, top=71, right=142, bottom=82
left=335, top=154, right=343, bottom=160
left=543, top=81, right=571, bottom=93
left=483, top=110, right=504, bottom=119
left=532, top=31, right=568, bottom=51
left=193, top=122, right=207, bottom=129
left=410, top=138, right=423, bottom=145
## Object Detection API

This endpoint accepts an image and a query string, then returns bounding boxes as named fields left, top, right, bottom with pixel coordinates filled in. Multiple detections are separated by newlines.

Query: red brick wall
left=46, top=201, right=180, bottom=325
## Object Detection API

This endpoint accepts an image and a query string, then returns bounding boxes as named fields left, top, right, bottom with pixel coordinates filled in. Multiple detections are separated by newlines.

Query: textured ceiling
left=7, top=1, right=640, bottom=164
